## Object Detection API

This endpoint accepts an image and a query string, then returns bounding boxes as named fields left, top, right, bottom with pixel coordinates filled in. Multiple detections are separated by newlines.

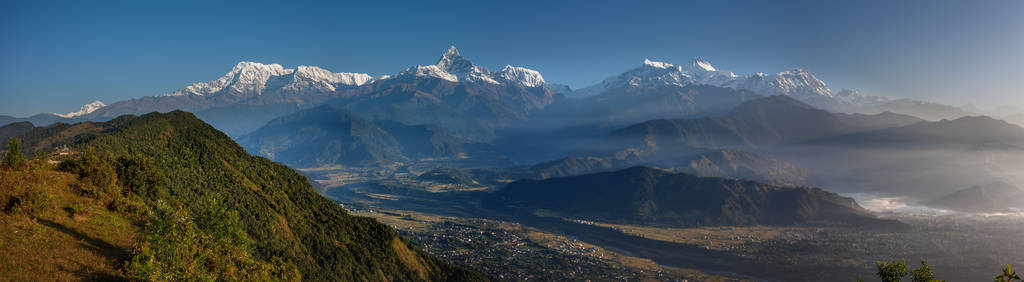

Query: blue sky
left=1, top=0, right=1022, bottom=117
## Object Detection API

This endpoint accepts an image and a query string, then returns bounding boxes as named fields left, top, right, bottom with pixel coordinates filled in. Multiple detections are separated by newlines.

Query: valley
left=319, top=172, right=1024, bottom=281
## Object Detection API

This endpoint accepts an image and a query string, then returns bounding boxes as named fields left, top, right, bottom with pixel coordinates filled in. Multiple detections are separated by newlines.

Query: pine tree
left=3, top=137, right=25, bottom=169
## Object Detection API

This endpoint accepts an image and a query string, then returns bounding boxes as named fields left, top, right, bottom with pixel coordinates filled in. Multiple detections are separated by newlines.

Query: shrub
left=125, top=199, right=300, bottom=281
left=113, top=154, right=167, bottom=201
left=110, top=195, right=148, bottom=221
left=67, top=201, right=92, bottom=217
left=11, top=184, right=53, bottom=217
left=911, top=260, right=942, bottom=282
left=877, top=260, right=908, bottom=282
left=3, top=137, right=25, bottom=169
left=59, top=147, right=120, bottom=202
left=29, top=149, right=51, bottom=171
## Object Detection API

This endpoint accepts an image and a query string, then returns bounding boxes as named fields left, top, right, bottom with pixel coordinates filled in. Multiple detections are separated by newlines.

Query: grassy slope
left=10, top=111, right=480, bottom=281
left=0, top=169, right=140, bottom=280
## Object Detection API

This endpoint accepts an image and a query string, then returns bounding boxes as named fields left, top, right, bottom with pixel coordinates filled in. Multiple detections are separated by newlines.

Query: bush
left=10, top=184, right=53, bottom=217
left=28, top=149, right=51, bottom=171
left=126, top=200, right=209, bottom=280
left=59, top=147, right=120, bottom=202
left=113, top=154, right=167, bottom=201
left=125, top=199, right=300, bottom=281
left=193, top=192, right=248, bottom=246
left=109, top=195, right=148, bottom=221
left=68, top=201, right=91, bottom=217
left=3, top=137, right=25, bottom=169
left=911, top=260, right=941, bottom=282
left=877, top=260, right=908, bottom=282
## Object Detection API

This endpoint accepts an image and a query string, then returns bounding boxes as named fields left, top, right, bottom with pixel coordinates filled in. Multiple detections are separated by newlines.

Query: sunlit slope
left=0, top=169, right=140, bottom=280
left=10, top=111, right=481, bottom=281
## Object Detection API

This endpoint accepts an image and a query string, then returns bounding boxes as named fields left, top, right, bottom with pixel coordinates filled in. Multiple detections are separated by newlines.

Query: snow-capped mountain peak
left=164, top=61, right=372, bottom=97
left=56, top=100, right=105, bottom=118
left=496, top=65, right=546, bottom=87
left=167, top=61, right=292, bottom=97
left=571, top=58, right=833, bottom=103
left=683, top=58, right=717, bottom=72
left=643, top=59, right=675, bottom=69
left=436, top=46, right=465, bottom=70
left=393, top=46, right=545, bottom=87
left=724, top=68, right=833, bottom=100
left=293, top=66, right=372, bottom=86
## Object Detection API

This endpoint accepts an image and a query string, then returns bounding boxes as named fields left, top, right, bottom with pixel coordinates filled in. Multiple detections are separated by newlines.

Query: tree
left=877, top=260, right=908, bottom=282
left=113, top=154, right=167, bottom=200
left=3, top=137, right=25, bottom=169
left=995, top=265, right=1021, bottom=282
left=126, top=199, right=300, bottom=281
left=911, top=260, right=942, bottom=282
left=193, top=192, right=248, bottom=246
left=58, top=147, right=120, bottom=200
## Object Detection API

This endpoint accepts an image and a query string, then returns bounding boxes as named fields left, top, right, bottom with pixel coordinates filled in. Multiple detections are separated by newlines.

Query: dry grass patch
left=0, top=169, right=141, bottom=280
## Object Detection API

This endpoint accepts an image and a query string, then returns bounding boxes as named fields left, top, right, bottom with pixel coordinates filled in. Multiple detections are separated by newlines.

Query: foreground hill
left=5, top=111, right=480, bottom=280
left=490, top=167, right=904, bottom=228
left=238, top=105, right=506, bottom=168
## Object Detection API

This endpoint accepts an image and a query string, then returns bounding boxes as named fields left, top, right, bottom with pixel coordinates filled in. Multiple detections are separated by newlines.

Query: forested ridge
left=1, top=111, right=481, bottom=281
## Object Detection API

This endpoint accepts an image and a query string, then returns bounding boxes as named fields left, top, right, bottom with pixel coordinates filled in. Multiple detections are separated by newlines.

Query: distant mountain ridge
left=3, top=47, right=981, bottom=138
left=803, top=115, right=1024, bottom=149
left=606, top=95, right=924, bottom=155
left=393, top=46, right=546, bottom=87
left=519, top=148, right=809, bottom=187
left=238, top=105, right=506, bottom=168
left=55, top=100, right=106, bottom=118
left=164, top=63, right=374, bottom=98
left=569, top=58, right=976, bottom=120
left=490, top=166, right=904, bottom=228
left=572, top=58, right=844, bottom=105
left=69, top=46, right=554, bottom=138
left=766, top=114, right=1024, bottom=198
left=928, top=181, right=1024, bottom=213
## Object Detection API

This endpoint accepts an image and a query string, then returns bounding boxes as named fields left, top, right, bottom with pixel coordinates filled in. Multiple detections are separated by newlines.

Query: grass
left=391, top=237, right=429, bottom=280
left=0, top=169, right=141, bottom=280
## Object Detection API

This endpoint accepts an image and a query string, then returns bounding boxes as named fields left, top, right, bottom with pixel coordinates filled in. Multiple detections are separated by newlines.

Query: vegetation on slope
left=3, top=111, right=481, bottom=281
left=1, top=162, right=139, bottom=280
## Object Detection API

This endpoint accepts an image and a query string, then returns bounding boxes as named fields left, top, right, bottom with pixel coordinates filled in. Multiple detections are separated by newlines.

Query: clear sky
left=1, top=0, right=1022, bottom=117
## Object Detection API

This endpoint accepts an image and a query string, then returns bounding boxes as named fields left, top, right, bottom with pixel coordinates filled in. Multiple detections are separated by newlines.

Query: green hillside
left=4, top=111, right=481, bottom=281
